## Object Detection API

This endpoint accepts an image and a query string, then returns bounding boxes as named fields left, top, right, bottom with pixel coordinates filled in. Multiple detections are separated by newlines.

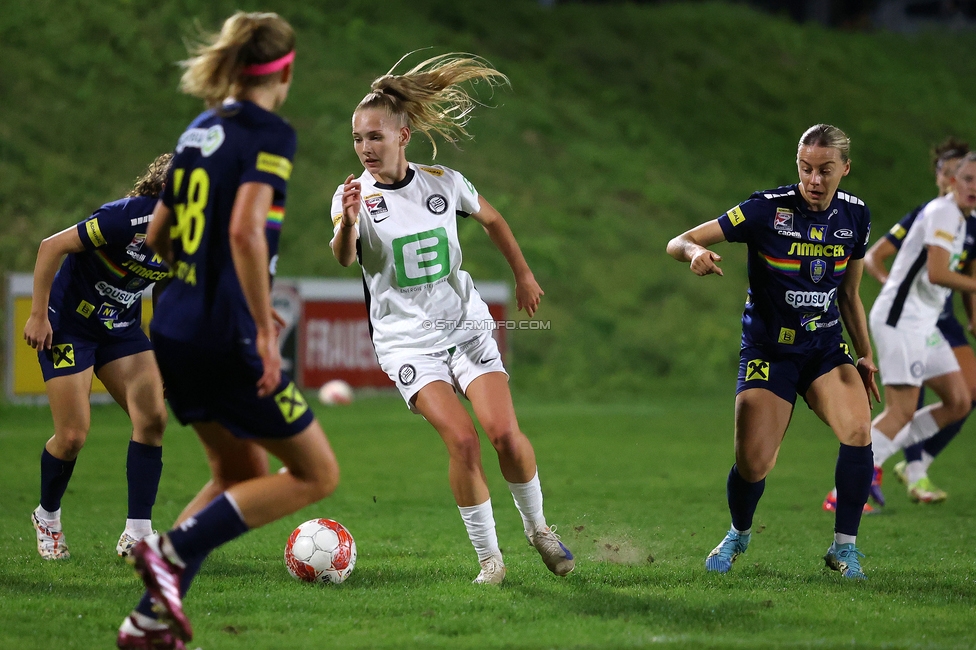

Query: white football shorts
left=380, top=333, right=508, bottom=413
left=870, top=312, right=959, bottom=387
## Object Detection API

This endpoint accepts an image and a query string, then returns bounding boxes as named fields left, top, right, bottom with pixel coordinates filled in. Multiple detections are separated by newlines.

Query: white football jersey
left=872, top=194, right=968, bottom=330
left=331, top=163, right=495, bottom=362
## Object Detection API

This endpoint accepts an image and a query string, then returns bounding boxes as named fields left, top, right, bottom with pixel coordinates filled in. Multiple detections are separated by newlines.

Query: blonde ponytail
left=357, top=53, right=509, bottom=158
left=179, top=11, right=295, bottom=108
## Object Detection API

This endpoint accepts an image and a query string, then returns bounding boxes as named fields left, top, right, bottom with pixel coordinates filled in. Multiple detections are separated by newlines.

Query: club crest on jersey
left=810, top=259, right=826, bottom=283
left=773, top=208, right=794, bottom=231
left=364, top=193, right=389, bottom=220
left=808, top=224, right=826, bottom=241
left=833, top=228, right=854, bottom=239
left=426, top=194, right=448, bottom=215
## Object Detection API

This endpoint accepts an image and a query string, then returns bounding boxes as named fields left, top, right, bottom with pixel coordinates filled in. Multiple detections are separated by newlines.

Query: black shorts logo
left=745, top=359, right=769, bottom=381
left=426, top=194, right=448, bottom=215
left=52, top=344, right=76, bottom=369
left=398, top=364, right=417, bottom=386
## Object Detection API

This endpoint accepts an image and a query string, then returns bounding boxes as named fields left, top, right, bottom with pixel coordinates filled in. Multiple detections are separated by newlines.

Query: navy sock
left=727, top=464, right=765, bottom=532
left=179, top=555, right=206, bottom=597
left=127, top=441, right=163, bottom=520
left=40, top=448, right=77, bottom=513
left=135, top=591, right=155, bottom=618
left=903, top=440, right=924, bottom=463
left=834, top=443, right=873, bottom=536
left=922, top=402, right=973, bottom=458
left=167, top=493, right=249, bottom=564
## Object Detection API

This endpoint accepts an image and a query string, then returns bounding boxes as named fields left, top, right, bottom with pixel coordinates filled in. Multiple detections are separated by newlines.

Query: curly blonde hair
left=356, top=52, right=509, bottom=158
left=126, top=153, right=173, bottom=198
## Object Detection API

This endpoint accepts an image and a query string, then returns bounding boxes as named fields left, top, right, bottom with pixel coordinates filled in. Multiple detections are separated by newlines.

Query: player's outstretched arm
left=666, top=219, right=727, bottom=277
left=331, top=175, right=361, bottom=267
left=862, top=237, right=896, bottom=285
left=837, top=258, right=880, bottom=404
left=24, top=226, right=86, bottom=350
left=229, top=181, right=280, bottom=398
left=470, top=196, right=543, bottom=317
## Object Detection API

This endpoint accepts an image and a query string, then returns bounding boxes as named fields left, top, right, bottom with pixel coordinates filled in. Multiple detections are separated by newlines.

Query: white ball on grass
left=318, top=379, right=353, bottom=405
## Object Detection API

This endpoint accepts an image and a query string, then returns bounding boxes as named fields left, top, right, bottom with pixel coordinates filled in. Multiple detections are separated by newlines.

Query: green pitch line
left=2, top=393, right=975, bottom=649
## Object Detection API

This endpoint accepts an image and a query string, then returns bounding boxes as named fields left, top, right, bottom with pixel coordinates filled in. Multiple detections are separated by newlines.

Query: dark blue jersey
left=49, top=195, right=166, bottom=337
left=883, top=203, right=976, bottom=319
left=717, top=184, right=871, bottom=353
left=152, top=101, right=296, bottom=350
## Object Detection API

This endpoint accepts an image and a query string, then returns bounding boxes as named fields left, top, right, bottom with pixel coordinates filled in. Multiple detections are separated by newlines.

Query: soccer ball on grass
left=318, top=379, right=354, bottom=405
left=284, top=518, right=357, bottom=584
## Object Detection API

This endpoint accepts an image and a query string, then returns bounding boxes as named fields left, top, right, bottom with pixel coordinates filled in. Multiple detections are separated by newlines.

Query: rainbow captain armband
left=266, top=206, right=285, bottom=231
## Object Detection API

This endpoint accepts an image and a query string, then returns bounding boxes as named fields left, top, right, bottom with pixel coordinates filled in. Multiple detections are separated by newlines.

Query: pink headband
left=242, top=51, right=295, bottom=76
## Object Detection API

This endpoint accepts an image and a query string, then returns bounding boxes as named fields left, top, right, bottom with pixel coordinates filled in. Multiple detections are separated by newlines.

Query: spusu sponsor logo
left=95, top=281, right=140, bottom=307
left=784, top=288, right=836, bottom=311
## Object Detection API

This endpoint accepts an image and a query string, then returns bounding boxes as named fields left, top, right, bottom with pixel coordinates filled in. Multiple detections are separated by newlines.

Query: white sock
left=125, top=518, right=153, bottom=538
left=871, top=425, right=901, bottom=466
left=905, top=460, right=927, bottom=484
left=834, top=533, right=856, bottom=546
left=127, top=611, right=167, bottom=632
left=732, top=524, right=752, bottom=536
left=507, top=469, right=547, bottom=534
left=920, top=450, right=935, bottom=472
left=458, top=499, right=500, bottom=562
left=35, top=505, right=61, bottom=524
left=898, top=404, right=941, bottom=448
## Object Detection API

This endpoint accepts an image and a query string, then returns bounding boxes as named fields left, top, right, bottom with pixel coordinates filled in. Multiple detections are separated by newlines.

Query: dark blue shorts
left=937, top=314, right=968, bottom=349
left=152, top=334, right=314, bottom=440
left=38, top=325, right=152, bottom=381
left=736, top=341, right=855, bottom=406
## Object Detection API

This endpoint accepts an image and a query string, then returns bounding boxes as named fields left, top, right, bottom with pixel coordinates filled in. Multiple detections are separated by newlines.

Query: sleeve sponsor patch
left=332, top=213, right=343, bottom=227
left=726, top=206, right=746, bottom=226
left=935, top=229, right=955, bottom=243
left=889, top=224, right=906, bottom=239
left=420, top=166, right=444, bottom=177
left=256, top=152, right=293, bottom=181
left=85, top=219, right=107, bottom=247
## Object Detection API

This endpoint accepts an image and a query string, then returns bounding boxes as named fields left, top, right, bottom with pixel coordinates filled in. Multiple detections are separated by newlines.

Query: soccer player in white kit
left=868, top=152, right=976, bottom=479
left=330, top=53, right=574, bottom=584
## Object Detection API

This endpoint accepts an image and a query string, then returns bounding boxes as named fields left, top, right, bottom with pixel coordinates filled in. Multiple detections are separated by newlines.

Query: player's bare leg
left=466, top=372, right=574, bottom=576
left=807, top=364, right=871, bottom=579
left=176, top=423, right=269, bottom=525
left=33, top=369, right=95, bottom=560
left=706, top=388, right=792, bottom=573
left=415, top=381, right=504, bottom=583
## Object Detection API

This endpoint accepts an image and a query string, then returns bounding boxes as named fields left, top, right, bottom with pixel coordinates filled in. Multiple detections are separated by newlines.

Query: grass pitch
left=2, top=393, right=975, bottom=649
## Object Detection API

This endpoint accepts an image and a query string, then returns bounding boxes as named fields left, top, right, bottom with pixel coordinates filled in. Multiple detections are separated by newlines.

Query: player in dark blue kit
left=24, top=154, right=172, bottom=561
left=116, top=13, right=339, bottom=650
left=859, top=140, right=976, bottom=504
left=667, top=124, right=880, bottom=579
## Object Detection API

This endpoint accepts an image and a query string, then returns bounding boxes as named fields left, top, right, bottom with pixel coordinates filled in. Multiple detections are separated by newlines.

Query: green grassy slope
left=2, top=396, right=976, bottom=648
left=4, top=1, right=976, bottom=396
